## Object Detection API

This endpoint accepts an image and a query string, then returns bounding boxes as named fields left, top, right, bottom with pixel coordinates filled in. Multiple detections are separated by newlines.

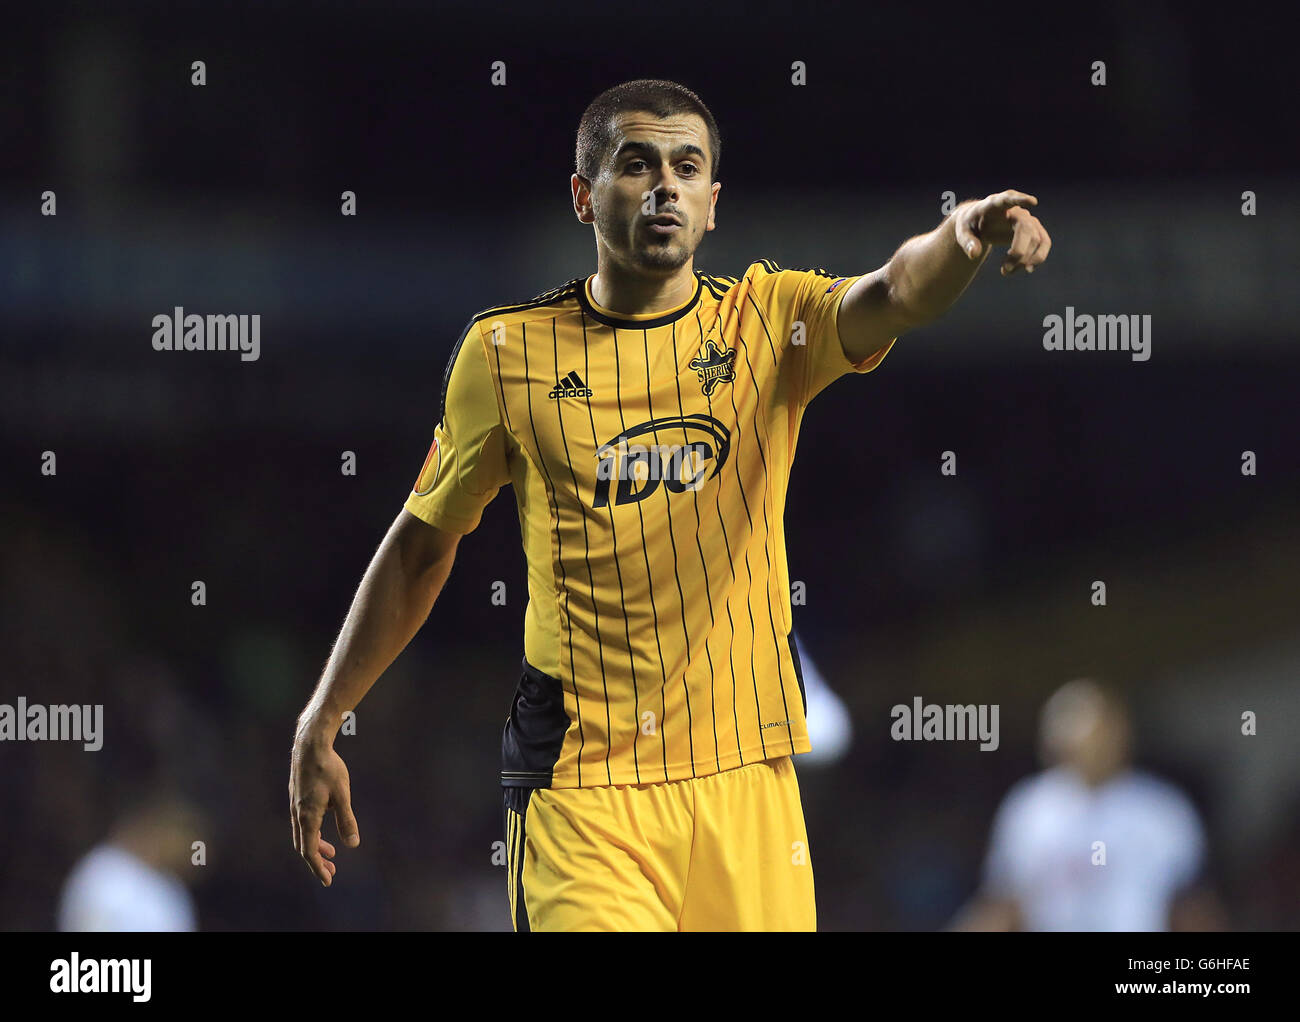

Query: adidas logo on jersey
left=548, top=370, right=593, bottom=399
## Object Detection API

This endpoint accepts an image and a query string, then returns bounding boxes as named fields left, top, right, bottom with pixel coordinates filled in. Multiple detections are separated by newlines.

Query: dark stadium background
left=2, top=2, right=1297, bottom=930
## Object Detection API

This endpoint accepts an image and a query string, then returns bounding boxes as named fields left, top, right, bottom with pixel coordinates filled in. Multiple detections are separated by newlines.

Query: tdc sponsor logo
left=593, top=415, right=731, bottom=508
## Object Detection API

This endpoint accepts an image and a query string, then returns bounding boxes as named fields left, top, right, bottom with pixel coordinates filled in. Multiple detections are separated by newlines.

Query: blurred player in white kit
left=57, top=795, right=202, bottom=932
left=952, top=678, right=1225, bottom=931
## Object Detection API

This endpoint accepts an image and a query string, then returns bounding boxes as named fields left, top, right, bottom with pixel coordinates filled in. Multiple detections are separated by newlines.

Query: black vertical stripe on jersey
left=579, top=312, right=642, bottom=784
left=552, top=319, right=613, bottom=787
left=672, top=319, right=721, bottom=772
left=697, top=308, right=744, bottom=767
left=521, top=320, right=586, bottom=787
left=738, top=290, right=795, bottom=746
left=492, top=335, right=515, bottom=434
left=644, top=327, right=696, bottom=776
left=719, top=300, right=768, bottom=760
left=613, top=326, right=671, bottom=783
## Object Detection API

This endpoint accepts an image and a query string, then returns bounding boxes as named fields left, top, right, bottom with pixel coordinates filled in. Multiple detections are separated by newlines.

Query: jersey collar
left=577, top=272, right=703, bottom=330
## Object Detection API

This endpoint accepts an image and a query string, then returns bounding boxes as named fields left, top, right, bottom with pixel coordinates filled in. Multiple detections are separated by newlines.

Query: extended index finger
left=989, top=190, right=1038, bottom=209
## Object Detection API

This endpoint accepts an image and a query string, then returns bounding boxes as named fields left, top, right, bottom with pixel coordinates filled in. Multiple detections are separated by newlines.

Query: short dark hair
left=575, top=79, right=721, bottom=184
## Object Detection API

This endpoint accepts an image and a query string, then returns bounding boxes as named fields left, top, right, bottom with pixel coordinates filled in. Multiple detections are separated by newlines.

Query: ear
left=706, top=180, right=721, bottom=232
left=572, top=173, right=595, bottom=224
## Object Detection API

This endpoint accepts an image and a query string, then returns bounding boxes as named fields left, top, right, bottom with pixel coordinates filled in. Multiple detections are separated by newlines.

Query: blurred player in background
left=951, top=678, right=1225, bottom=931
left=793, top=630, right=853, bottom=767
left=57, top=793, right=203, bottom=932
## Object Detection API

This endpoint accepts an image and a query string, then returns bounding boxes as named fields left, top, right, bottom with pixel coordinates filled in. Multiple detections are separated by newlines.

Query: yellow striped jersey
left=404, top=259, right=894, bottom=789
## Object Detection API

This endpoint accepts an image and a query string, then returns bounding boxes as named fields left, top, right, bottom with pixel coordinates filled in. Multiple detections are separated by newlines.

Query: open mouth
left=644, top=214, right=683, bottom=235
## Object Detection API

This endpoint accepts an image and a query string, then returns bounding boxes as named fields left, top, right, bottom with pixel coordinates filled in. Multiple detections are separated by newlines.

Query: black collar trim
left=577, top=272, right=703, bottom=329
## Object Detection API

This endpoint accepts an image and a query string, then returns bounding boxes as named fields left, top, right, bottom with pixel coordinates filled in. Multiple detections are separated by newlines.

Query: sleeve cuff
left=402, top=494, right=479, bottom=535
left=848, top=336, right=897, bottom=373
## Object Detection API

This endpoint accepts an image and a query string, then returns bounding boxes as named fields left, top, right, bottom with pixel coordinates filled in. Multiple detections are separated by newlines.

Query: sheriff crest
left=689, top=338, right=736, bottom=397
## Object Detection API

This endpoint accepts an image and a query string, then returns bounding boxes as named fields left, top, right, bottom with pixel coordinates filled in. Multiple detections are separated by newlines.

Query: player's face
left=578, top=111, right=720, bottom=274
left=1040, top=688, right=1131, bottom=783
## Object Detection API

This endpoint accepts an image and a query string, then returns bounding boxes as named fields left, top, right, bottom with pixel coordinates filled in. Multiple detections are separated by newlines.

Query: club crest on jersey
left=689, top=339, right=736, bottom=397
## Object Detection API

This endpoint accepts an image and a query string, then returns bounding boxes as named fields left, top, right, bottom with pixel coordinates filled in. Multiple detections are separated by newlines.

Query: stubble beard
left=595, top=200, right=692, bottom=273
